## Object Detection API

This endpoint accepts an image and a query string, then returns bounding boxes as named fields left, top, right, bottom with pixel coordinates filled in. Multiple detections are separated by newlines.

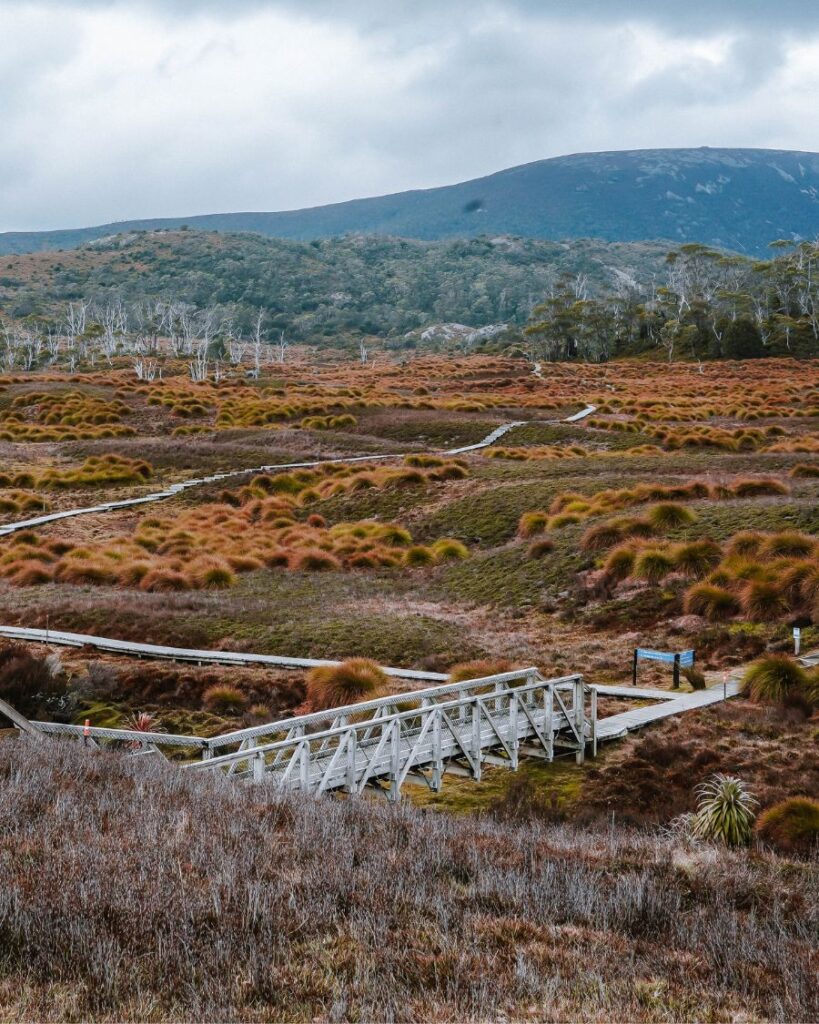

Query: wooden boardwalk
left=0, top=402, right=600, bottom=540
left=0, top=418, right=531, bottom=539
left=799, top=648, right=819, bottom=669
left=1, top=659, right=742, bottom=800
left=597, top=678, right=741, bottom=740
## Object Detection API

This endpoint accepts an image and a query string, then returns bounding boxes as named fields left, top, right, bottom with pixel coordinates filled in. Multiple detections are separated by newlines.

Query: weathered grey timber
left=565, top=403, right=597, bottom=422
left=596, top=678, right=742, bottom=739
left=4, top=666, right=742, bottom=800
left=0, top=697, right=42, bottom=738
left=21, top=669, right=595, bottom=802
left=799, top=648, right=819, bottom=668
left=186, top=669, right=593, bottom=801
left=0, top=625, right=695, bottom=698
left=0, top=625, right=450, bottom=682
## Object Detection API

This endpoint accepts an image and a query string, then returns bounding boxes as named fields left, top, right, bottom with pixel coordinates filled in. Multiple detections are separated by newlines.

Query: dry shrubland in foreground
left=0, top=739, right=816, bottom=1023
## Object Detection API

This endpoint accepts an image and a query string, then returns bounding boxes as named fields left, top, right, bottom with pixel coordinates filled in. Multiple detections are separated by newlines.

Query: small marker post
left=723, top=671, right=728, bottom=700
left=794, top=626, right=801, bottom=657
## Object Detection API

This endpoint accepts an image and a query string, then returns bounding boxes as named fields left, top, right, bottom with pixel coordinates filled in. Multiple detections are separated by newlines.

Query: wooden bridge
left=2, top=662, right=745, bottom=800
left=10, top=668, right=595, bottom=801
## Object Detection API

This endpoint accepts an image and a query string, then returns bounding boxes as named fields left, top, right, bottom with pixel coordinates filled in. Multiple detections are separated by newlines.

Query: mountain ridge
left=3, top=147, right=819, bottom=257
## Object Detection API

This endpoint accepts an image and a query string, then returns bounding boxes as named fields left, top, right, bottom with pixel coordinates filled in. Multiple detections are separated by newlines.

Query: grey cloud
left=0, top=1, right=816, bottom=231
left=625, top=33, right=787, bottom=109
left=3, top=0, right=819, bottom=29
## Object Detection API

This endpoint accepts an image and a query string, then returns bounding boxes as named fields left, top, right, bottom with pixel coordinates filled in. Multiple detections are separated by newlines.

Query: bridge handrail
left=185, top=674, right=582, bottom=772
left=203, top=668, right=579, bottom=750
left=27, top=669, right=581, bottom=753
left=30, top=721, right=210, bottom=747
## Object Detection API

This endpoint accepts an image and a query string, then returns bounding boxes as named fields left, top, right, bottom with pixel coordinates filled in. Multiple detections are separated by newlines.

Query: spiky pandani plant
left=691, top=774, right=758, bottom=847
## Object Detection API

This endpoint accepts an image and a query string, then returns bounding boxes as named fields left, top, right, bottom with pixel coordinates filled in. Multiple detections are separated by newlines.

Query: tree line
left=520, top=240, right=819, bottom=362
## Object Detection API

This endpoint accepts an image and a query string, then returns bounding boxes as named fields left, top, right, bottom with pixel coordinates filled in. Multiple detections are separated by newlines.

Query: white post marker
left=723, top=671, right=728, bottom=701
left=794, top=626, right=801, bottom=656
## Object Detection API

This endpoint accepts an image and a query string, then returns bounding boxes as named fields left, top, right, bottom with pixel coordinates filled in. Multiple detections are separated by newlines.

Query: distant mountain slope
left=3, top=148, right=818, bottom=257
left=0, top=231, right=674, bottom=339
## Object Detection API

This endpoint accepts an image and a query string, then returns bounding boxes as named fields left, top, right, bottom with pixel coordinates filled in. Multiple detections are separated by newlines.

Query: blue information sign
left=633, top=648, right=695, bottom=686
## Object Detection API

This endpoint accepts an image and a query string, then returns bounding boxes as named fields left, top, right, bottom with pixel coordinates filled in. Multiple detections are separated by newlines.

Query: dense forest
left=523, top=240, right=819, bottom=362
left=0, top=229, right=817, bottom=366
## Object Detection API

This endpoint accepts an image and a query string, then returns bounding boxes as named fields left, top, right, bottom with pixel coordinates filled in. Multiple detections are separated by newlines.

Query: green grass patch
left=433, top=541, right=587, bottom=608
left=409, top=757, right=585, bottom=815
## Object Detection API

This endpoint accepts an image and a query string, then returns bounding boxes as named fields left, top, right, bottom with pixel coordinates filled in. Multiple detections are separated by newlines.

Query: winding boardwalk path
left=0, top=402, right=599, bottom=539
left=0, top=421, right=529, bottom=538
left=0, top=395, right=741, bottom=770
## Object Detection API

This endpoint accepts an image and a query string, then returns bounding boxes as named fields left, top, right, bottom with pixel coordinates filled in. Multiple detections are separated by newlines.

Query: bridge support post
left=345, top=731, right=357, bottom=795
left=508, top=692, right=519, bottom=770
left=574, top=676, right=585, bottom=764
left=389, top=718, right=401, bottom=803
left=253, top=750, right=265, bottom=783
left=471, top=703, right=482, bottom=782
left=299, top=740, right=310, bottom=793
left=431, top=709, right=443, bottom=791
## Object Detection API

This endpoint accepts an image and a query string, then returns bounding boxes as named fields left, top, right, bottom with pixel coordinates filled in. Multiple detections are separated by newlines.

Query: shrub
left=246, top=703, right=273, bottom=724
left=683, top=583, right=740, bottom=621
left=603, top=545, right=636, bottom=582
left=202, top=684, right=247, bottom=714
left=740, top=580, right=787, bottom=621
left=691, top=774, right=757, bottom=847
left=56, top=560, right=119, bottom=585
left=431, top=538, right=469, bottom=561
left=198, top=562, right=237, bottom=589
left=375, top=524, right=413, bottom=547
left=403, top=545, right=436, bottom=567
left=731, top=477, right=790, bottom=497
left=290, top=549, right=341, bottom=571
left=123, top=711, right=163, bottom=738
left=789, top=462, right=819, bottom=478
left=725, top=531, right=766, bottom=558
left=681, top=667, right=706, bottom=691
left=404, top=454, right=444, bottom=468
left=673, top=540, right=722, bottom=578
left=429, top=463, right=469, bottom=482
left=763, top=532, right=815, bottom=559
left=139, top=569, right=191, bottom=592
left=306, top=658, right=387, bottom=711
left=225, top=555, right=264, bottom=573
left=518, top=511, right=548, bottom=538
left=756, top=797, right=819, bottom=856
left=742, top=654, right=810, bottom=704
left=449, top=659, right=515, bottom=683
left=527, top=538, right=554, bottom=559
left=0, top=646, right=65, bottom=719
left=633, top=548, right=675, bottom=584
left=647, top=503, right=696, bottom=531
left=547, top=513, right=582, bottom=529
left=9, top=561, right=54, bottom=586
left=262, top=548, right=291, bottom=568
left=776, top=562, right=813, bottom=605
left=580, top=520, right=628, bottom=552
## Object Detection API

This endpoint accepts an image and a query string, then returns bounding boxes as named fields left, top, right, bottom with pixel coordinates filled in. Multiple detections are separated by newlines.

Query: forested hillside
left=0, top=230, right=670, bottom=342
left=2, top=230, right=817, bottom=365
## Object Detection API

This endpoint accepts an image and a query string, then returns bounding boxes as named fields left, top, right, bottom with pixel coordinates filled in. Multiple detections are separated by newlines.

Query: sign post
left=794, top=627, right=801, bottom=657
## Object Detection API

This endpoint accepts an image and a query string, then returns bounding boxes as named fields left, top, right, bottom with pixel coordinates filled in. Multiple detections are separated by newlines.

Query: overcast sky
left=2, top=0, right=818, bottom=232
